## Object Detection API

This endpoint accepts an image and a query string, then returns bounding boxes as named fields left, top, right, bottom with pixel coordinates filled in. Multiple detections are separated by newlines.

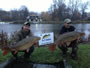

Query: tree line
left=0, top=0, right=90, bottom=22
left=0, top=6, right=29, bottom=22
left=41, top=0, right=90, bottom=21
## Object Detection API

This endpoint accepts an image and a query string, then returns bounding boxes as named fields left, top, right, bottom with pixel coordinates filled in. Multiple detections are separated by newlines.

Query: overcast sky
left=0, top=0, right=89, bottom=13
left=0, top=0, right=53, bottom=13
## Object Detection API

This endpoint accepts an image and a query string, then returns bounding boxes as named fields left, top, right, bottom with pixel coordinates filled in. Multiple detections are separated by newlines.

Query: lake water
left=0, top=23, right=90, bottom=39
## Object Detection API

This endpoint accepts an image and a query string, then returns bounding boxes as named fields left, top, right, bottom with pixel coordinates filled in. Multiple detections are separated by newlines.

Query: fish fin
left=1, top=48, right=10, bottom=56
left=48, top=44, right=56, bottom=53
left=2, top=50, right=10, bottom=56
left=14, top=50, right=18, bottom=54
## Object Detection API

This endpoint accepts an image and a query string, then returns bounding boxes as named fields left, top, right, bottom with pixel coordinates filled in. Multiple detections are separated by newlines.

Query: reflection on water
left=0, top=24, right=90, bottom=39
left=35, top=24, right=38, bottom=30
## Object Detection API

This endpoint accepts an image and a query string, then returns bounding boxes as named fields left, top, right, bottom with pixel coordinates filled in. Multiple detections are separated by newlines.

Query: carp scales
left=9, top=36, right=40, bottom=50
left=48, top=31, right=85, bottom=52
left=55, top=31, right=85, bottom=45
left=1, top=36, right=40, bottom=56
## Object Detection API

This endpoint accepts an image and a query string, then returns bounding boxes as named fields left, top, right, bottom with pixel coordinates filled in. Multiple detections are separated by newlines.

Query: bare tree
left=40, top=12, right=52, bottom=21
left=68, top=0, right=81, bottom=20
left=19, top=5, right=29, bottom=20
left=81, top=1, right=89, bottom=19
left=50, top=0, right=67, bottom=21
left=0, top=9, right=10, bottom=21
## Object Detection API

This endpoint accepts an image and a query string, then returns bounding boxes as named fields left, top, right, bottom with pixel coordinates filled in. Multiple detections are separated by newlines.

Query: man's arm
left=10, top=31, right=22, bottom=47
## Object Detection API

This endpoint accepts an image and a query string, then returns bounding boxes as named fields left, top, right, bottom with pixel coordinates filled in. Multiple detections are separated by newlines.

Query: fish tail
left=1, top=48, right=10, bottom=56
left=2, top=50, right=10, bottom=56
left=48, top=44, right=56, bottom=53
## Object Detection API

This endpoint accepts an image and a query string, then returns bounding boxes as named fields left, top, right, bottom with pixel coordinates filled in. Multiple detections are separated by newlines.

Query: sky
left=0, top=0, right=53, bottom=13
left=0, top=0, right=89, bottom=13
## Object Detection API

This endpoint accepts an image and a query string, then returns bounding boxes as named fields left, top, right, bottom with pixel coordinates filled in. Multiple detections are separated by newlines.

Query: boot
left=71, top=53, right=78, bottom=60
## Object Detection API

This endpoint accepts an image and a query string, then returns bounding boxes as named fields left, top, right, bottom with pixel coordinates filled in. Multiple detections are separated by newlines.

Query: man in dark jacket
left=58, top=19, right=78, bottom=60
left=11, top=22, right=34, bottom=60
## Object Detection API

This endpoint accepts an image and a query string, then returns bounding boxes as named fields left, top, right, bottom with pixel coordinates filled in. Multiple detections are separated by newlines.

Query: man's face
left=64, top=23, right=70, bottom=28
left=23, top=25, right=30, bottom=32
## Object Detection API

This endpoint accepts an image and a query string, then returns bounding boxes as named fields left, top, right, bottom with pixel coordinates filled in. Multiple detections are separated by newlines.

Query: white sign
left=38, top=32, right=54, bottom=46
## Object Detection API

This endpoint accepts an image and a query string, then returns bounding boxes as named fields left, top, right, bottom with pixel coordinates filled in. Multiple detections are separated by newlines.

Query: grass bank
left=0, top=43, right=90, bottom=68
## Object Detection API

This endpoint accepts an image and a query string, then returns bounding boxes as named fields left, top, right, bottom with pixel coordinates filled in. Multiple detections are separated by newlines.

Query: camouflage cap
left=64, top=19, right=71, bottom=24
left=24, top=22, right=30, bottom=26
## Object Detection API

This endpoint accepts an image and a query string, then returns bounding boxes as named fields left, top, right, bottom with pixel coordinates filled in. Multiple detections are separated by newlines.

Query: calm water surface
left=0, top=23, right=90, bottom=39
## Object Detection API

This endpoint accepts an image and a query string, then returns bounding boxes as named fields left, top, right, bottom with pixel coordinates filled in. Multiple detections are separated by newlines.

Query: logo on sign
left=38, top=32, right=54, bottom=46
left=42, top=34, right=51, bottom=41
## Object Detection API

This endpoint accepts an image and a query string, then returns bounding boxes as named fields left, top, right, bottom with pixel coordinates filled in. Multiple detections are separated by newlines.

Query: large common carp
left=48, top=31, right=85, bottom=52
left=1, top=36, right=40, bottom=56
left=55, top=31, right=85, bottom=45
left=9, top=36, right=40, bottom=50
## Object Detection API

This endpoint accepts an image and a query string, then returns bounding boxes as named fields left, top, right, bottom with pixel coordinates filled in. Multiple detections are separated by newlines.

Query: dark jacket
left=59, top=25, right=75, bottom=34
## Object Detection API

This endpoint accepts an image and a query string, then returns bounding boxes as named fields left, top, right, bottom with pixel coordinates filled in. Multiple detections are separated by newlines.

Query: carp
left=55, top=31, right=85, bottom=45
left=48, top=31, right=85, bottom=52
left=1, top=36, right=40, bottom=56
left=9, top=36, right=40, bottom=50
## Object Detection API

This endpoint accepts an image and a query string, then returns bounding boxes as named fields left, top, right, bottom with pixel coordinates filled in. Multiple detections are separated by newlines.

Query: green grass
left=0, top=44, right=90, bottom=68
left=31, top=47, right=63, bottom=63
left=69, top=44, right=90, bottom=68
left=0, top=50, right=12, bottom=63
